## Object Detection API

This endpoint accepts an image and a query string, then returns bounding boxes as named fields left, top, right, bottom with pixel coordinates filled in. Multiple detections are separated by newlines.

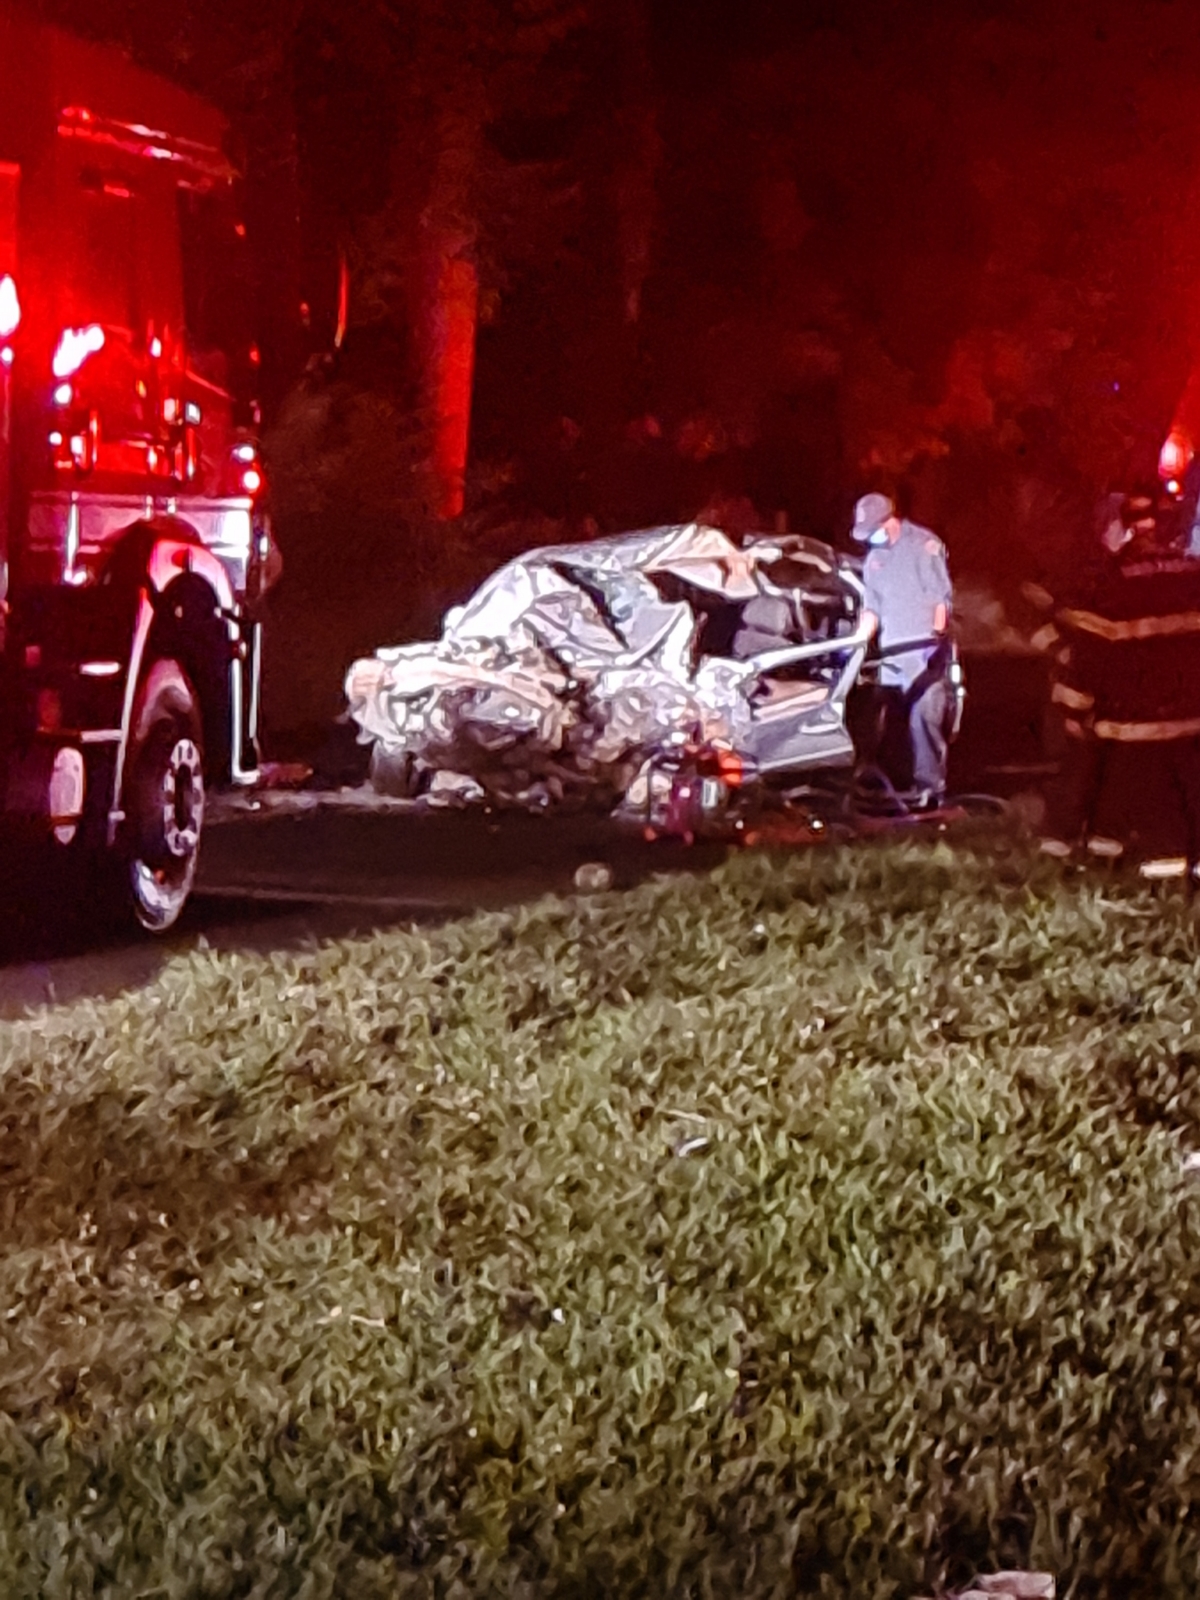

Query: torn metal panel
left=344, top=522, right=872, bottom=807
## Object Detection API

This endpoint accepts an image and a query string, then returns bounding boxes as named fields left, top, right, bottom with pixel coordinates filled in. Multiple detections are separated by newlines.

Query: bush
left=1, top=839, right=1200, bottom=1595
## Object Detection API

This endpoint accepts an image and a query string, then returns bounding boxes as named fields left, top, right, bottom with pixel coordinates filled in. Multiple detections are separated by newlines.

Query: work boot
left=1139, top=857, right=1189, bottom=881
left=906, top=790, right=945, bottom=815
left=1086, top=836, right=1124, bottom=861
left=1037, top=837, right=1073, bottom=859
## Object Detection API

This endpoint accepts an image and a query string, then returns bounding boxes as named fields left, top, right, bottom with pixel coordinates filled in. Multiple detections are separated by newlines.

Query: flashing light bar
left=58, top=106, right=238, bottom=186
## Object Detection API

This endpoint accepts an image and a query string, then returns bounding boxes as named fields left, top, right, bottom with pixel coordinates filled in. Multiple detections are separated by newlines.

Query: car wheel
left=368, top=745, right=425, bottom=798
left=120, top=658, right=206, bottom=933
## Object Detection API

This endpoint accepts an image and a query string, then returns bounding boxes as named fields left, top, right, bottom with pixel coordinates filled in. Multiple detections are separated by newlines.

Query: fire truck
left=0, top=6, right=278, bottom=931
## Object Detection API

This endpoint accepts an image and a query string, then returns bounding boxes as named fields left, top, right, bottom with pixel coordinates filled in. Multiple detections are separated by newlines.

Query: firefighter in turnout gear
left=1038, top=496, right=1200, bottom=877
left=1036, top=491, right=1151, bottom=860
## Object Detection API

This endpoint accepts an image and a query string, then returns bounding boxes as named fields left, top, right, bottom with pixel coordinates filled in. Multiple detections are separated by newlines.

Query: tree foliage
left=31, top=0, right=1200, bottom=713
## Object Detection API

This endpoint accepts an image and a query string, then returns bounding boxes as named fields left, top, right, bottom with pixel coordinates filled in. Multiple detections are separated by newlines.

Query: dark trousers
left=1089, top=738, right=1200, bottom=862
left=1042, top=716, right=1104, bottom=843
left=1044, top=724, right=1200, bottom=861
left=908, top=678, right=950, bottom=800
left=861, top=678, right=950, bottom=800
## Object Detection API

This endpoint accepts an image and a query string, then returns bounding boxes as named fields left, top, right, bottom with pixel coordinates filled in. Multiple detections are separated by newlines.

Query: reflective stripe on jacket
left=1053, top=555, right=1200, bottom=742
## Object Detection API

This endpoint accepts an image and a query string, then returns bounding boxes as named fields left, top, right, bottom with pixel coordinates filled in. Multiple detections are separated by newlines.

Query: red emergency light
left=231, top=441, right=263, bottom=496
left=1159, top=430, right=1192, bottom=482
left=0, top=274, right=19, bottom=339
left=52, top=324, right=105, bottom=379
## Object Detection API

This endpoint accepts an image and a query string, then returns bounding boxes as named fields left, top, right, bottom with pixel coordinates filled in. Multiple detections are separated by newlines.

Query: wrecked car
left=343, top=523, right=875, bottom=815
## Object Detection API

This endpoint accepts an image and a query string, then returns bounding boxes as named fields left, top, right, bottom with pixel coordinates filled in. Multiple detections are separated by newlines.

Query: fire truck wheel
left=120, top=659, right=206, bottom=933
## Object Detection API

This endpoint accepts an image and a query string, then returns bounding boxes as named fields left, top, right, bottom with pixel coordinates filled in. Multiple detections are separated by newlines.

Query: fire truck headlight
left=0, top=347, right=13, bottom=368
left=53, top=382, right=72, bottom=407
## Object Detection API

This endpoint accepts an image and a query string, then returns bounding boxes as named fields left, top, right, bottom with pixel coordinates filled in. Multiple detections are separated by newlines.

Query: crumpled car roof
left=443, top=523, right=850, bottom=661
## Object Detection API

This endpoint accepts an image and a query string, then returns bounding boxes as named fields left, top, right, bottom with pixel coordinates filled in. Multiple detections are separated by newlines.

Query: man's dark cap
left=852, top=493, right=894, bottom=542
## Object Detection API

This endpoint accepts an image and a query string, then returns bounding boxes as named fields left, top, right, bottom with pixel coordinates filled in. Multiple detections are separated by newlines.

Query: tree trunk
left=408, top=82, right=484, bottom=520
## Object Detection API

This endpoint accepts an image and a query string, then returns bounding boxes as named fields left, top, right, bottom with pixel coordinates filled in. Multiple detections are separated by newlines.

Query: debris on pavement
left=573, top=861, right=614, bottom=892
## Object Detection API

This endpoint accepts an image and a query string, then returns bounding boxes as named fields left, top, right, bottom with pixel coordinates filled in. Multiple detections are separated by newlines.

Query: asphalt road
left=0, top=809, right=728, bottom=1018
left=0, top=652, right=1049, bottom=1019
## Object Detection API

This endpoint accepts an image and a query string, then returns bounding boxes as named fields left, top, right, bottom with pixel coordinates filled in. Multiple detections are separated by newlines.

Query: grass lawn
left=2, top=834, right=1200, bottom=1597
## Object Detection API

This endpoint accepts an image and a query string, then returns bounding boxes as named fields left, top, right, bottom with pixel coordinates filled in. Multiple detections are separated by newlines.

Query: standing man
left=852, top=492, right=954, bottom=809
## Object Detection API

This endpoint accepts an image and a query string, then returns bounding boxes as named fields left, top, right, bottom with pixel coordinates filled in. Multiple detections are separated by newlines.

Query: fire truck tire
left=117, top=658, right=206, bottom=933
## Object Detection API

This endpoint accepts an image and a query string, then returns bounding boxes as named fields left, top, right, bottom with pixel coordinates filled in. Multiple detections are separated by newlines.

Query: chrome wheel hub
left=160, top=737, right=203, bottom=858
